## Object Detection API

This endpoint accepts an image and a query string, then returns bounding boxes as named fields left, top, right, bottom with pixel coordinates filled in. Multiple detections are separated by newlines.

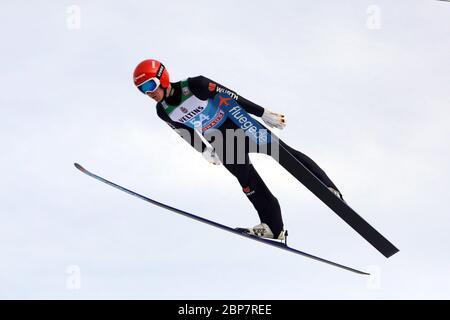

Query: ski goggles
left=137, top=77, right=160, bottom=94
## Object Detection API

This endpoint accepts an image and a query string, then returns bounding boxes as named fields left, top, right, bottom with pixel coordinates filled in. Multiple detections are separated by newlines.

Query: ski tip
left=74, top=163, right=86, bottom=173
left=360, top=271, right=371, bottom=276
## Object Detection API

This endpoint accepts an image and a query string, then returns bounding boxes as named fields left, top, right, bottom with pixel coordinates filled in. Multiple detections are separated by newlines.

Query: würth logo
left=208, top=82, right=217, bottom=92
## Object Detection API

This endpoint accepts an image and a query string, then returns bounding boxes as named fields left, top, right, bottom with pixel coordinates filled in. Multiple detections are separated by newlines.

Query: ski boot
left=236, top=223, right=287, bottom=244
left=328, top=187, right=346, bottom=203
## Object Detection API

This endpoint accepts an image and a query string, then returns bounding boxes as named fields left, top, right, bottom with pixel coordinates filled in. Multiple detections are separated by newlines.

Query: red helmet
left=133, top=59, right=170, bottom=90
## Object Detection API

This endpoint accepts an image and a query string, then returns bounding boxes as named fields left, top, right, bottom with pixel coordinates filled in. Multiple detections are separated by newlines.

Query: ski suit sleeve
left=156, top=104, right=207, bottom=153
left=187, top=76, right=265, bottom=117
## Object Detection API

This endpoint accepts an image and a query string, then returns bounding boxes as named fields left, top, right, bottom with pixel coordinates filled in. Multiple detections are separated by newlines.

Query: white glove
left=202, top=147, right=222, bottom=165
left=262, top=109, right=286, bottom=129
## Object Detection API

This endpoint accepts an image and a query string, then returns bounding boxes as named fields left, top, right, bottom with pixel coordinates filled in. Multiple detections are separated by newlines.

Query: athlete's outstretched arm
left=188, top=76, right=285, bottom=129
left=188, top=76, right=265, bottom=117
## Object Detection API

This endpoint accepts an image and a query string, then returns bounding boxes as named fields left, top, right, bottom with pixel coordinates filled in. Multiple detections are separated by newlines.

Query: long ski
left=75, top=163, right=369, bottom=275
left=215, top=92, right=399, bottom=258
left=275, top=142, right=399, bottom=258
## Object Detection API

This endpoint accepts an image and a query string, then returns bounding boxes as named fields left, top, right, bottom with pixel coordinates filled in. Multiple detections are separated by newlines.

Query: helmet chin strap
left=161, top=87, right=173, bottom=101
left=164, top=84, right=174, bottom=98
left=159, top=85, right=171, bottom=102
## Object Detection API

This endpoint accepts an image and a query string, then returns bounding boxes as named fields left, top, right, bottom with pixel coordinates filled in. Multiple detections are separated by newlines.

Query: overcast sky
left=1, top=0, right=449, bottom=299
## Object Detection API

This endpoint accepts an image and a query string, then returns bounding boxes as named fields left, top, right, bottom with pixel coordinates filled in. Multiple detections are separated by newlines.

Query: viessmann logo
left=208, top=82, right=216, bottom=92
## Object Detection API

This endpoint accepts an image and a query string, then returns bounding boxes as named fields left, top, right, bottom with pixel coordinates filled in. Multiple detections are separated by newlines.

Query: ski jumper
left=156, top=76, right=339, bottom=237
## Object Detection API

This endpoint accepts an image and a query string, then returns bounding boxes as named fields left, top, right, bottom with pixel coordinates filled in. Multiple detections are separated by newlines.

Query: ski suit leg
left=222, top=154, right=284, bottom=237
left=278, top=140, right=340, bottom=191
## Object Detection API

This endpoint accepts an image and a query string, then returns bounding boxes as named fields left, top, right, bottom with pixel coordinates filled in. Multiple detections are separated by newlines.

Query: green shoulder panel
left=162, top=79, right=194, bottom=115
